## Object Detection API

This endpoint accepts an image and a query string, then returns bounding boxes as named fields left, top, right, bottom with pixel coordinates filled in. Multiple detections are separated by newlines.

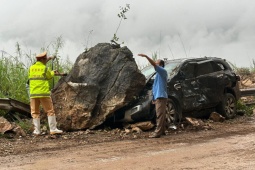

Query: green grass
left=237, top=100, right=255, bottom=116
left=0, top=38, right=72, bottom=104
left=0, top=55, right=29, bottom=102
left=0, top=37, right=73, bottom=136
left=15, top=119, right=33, bottom=134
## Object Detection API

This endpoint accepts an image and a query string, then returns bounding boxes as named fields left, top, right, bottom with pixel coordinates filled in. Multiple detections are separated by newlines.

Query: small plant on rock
left=111, top=4, right=130, bottom=45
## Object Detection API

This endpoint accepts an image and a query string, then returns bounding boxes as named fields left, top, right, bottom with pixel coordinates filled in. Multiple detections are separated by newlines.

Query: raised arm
left=138, top=54, right=157, bottom=67
left=46, top=55, right=56, bottom=63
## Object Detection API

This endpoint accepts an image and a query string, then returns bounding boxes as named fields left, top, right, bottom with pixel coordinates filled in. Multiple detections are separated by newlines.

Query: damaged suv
left=110, top=57, right=241, bottom=126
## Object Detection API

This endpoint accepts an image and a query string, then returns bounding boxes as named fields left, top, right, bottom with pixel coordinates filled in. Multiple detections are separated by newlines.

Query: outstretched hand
left=54, top=70, right=67, bottom=76
left=138, top=54, right=147, bottom=57
left=53, top=70, right=60, bottom=74
left=51, top=55, right=56, bottom=60
left=138, top=54, right=156, bottom=67
left=46, top=56, right=56, bottom=63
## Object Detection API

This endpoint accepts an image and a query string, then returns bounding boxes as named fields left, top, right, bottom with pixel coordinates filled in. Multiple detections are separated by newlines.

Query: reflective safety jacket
left=29, top=61, right=54, bottom=98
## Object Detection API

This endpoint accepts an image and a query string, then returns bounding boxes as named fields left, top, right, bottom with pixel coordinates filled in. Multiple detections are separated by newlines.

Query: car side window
left=196, top=61, right=223, bottom=77
left=216, top=63, right=225, bottom=70
left=211, top=62, right=223, bottom=72
left=180, top=63, right=195, bottom=79
left=196, top=61, right=214, bottom=76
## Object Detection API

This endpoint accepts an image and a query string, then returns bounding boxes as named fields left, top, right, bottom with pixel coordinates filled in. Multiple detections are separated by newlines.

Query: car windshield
left=141, top=60, right=181, bottom=78
left=141, top=65, right=155, bottom=78
left=164, top=61, right=181, bottom=75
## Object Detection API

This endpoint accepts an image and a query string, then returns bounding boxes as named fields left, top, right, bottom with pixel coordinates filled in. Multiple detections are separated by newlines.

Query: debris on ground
left=185, top=117, right=212, bottom=130
left=130, top=121, right=154, bottom=131
left=0, top=117, right=13, bottom=134
left=0, top=117, right=26, bottom=137
left=209, top=112, right=225, bottom=122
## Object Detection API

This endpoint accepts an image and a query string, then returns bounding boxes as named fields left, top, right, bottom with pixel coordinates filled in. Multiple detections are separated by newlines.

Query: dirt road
left=1, top=115, right=255, bottom=170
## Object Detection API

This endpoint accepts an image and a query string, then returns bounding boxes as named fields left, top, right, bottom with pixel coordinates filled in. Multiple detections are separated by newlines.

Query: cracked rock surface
left=51, top=43, right=146, bottom=130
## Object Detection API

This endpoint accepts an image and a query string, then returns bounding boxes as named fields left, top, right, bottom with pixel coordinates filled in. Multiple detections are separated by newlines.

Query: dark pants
left=154, top=98, right=167, bottom=135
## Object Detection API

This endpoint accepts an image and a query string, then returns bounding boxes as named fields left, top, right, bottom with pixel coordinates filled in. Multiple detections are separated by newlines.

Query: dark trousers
left=154, top=98, right=167, bottom=135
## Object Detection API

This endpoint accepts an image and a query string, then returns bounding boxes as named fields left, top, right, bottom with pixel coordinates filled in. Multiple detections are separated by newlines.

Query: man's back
left=153, top=65, right=168, bottom=100
left=29, top=62, right=53, bottom=98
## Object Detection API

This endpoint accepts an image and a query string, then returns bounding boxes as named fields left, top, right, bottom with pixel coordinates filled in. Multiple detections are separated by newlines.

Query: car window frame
left=195, top=60, right=223, bottom=77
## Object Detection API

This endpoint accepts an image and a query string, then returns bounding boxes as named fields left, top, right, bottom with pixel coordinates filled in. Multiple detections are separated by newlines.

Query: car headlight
left=130, top=105, right=142, bottom=114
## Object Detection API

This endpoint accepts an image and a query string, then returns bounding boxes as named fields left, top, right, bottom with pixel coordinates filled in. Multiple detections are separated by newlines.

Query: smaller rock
left=131, top=127, right=142, bottom=134
left=209, top=112, right=225, bottom=122
left=185, top=117, right=212, bottom=130
left=12, top=126, right=26, bottom=137
left=85, top=129, right=95, bottom=134
left=185, top=117, right=200, bottom=126
left=0, top=117, right=13, bottom=134
left=130, top=121, right=154, bottom=131
left=124, top=128, right=131, bottom=134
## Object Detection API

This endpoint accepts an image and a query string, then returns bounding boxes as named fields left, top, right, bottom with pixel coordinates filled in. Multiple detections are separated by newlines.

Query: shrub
left=0, top=37, right=73, bottom=104
left=237, top=100, right=254, bottom=116
left=15, top=119, right=33, bottom=134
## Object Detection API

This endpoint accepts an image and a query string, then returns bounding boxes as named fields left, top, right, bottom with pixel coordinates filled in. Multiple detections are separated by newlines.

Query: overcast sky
left=1, top=0, right=255, bottom=67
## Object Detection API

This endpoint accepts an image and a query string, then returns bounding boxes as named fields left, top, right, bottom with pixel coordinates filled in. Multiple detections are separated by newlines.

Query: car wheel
left=165, top=98, right=180, bottom=129
left=216, top=93, right=237, bottom=119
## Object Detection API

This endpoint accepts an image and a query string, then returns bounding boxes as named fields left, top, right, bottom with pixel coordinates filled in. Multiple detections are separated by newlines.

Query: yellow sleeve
left=45, top=68, right=54, bottom=80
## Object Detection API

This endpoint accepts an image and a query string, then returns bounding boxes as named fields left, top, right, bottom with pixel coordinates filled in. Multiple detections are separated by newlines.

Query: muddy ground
left=1, top=113, right=255, bottom=170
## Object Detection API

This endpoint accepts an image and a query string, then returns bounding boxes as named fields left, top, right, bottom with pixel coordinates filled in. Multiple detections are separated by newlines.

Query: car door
left=178, top=62, right=202, bottom=111
left=195, top=60, right=226, bottom=108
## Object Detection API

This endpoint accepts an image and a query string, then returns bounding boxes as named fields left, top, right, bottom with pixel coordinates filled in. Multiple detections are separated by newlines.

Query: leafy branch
left=85, top=30, right=93, bottom=52
left=111, top=4, right=130, bottom=44
left=52, top=36, right=64, bottom=70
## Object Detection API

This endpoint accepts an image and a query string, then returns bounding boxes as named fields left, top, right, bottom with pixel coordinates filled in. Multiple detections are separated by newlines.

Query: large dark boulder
left=52, top=43, right=146, bottom=130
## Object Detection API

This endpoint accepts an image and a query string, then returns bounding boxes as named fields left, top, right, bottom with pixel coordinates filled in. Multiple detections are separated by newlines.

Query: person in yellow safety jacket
left=29, top=51, right=66, bottom=135
left=26, top=56, right=56, bottom=98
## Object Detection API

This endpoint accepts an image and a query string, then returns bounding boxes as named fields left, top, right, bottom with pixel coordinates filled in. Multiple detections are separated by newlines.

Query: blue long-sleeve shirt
left=152, top=65, right=168, bottom=100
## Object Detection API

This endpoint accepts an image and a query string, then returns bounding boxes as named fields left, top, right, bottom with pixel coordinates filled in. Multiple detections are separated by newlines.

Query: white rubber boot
left=48, top=116, right=63, bottom=135
left=33, top=118, right=41, bottom=135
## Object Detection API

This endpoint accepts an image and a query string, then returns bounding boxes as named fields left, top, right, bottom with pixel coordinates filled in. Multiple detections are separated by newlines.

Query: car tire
left=216, top=93, right=237, bottom=119
left=165, top=98, right=180, bottom=129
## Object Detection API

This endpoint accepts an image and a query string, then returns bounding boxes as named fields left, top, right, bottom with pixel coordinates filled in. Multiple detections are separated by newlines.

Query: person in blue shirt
left=138, top=54, right=168, bottom=138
